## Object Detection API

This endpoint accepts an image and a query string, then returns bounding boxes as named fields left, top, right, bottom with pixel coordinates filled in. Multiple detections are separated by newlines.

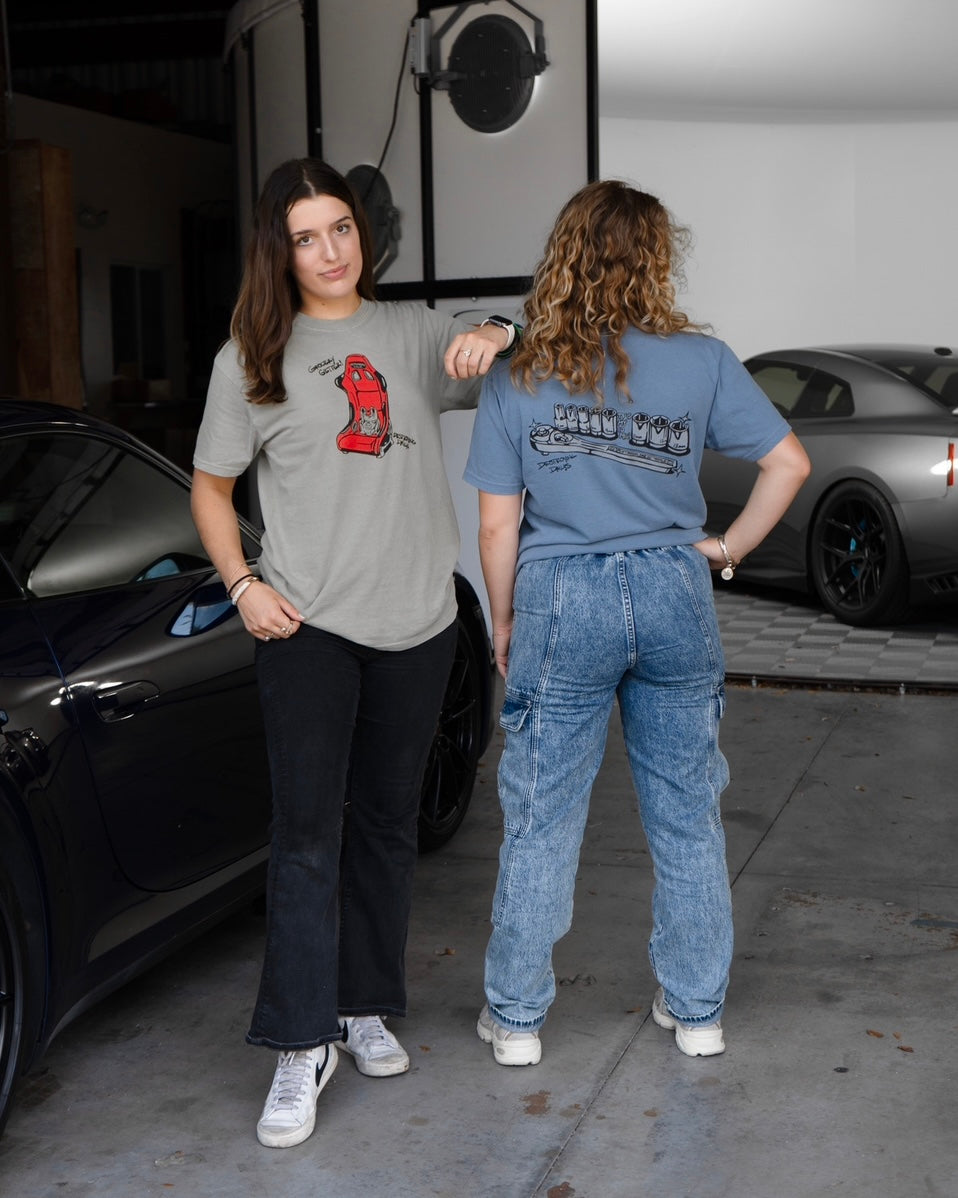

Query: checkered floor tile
left=714, top=588, right=958, bottom=689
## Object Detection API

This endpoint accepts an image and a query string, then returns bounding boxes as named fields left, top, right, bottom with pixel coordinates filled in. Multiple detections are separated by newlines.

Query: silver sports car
left=700, top=344, right=958, bottom=626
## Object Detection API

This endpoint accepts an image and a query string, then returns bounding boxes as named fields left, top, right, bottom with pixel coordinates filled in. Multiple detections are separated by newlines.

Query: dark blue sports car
left=0, top=399, right=493, bottom=1133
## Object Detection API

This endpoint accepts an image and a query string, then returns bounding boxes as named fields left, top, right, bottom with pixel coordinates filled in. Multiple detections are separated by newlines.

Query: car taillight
left=949, top=442, right=955, bottom=487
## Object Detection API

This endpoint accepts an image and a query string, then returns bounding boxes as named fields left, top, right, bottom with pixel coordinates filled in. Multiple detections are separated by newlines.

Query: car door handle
left=93, top=681, right=160, bottom=721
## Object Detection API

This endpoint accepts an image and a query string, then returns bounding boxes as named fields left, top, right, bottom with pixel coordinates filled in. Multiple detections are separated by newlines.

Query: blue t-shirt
left=464, top=330, right=790, bottom=568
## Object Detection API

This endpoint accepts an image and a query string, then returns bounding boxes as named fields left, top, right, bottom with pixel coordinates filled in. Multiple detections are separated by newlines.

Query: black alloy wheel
left=417, top=616, right=484, bottom=852
left=0, top=888, right=27, bottom=1135
left=809, top=481, right=910, bottom=626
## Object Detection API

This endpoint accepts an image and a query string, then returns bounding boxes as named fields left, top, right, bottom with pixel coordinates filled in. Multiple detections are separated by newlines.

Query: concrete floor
left=2, top=606, right=957, bottom=1196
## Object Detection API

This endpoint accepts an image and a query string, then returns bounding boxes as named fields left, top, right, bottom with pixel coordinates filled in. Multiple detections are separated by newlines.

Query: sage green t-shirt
left=194, top=300, right=479, bottom=650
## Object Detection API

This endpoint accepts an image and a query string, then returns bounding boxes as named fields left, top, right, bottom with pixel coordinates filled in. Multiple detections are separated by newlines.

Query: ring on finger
left=263, top=634, right=272, bottom=641
left=461, top=348, right=472, bottom=358
left=280, top=624, right=292, bottom=635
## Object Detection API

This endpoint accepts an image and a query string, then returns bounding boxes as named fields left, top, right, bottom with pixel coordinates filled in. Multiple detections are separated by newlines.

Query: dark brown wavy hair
left=511, top=180, right=705, bottom=403
left=230, top=159, right=377, bottom=404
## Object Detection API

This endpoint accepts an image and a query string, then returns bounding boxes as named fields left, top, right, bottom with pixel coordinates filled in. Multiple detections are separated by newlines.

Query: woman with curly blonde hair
left=512, top=180, right=700, bottom=401
left=465, top=179, right=810, bottom=1066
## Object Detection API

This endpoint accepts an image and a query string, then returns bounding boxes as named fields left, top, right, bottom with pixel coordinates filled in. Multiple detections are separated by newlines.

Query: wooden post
left=9, top=140, right=84, bottom=407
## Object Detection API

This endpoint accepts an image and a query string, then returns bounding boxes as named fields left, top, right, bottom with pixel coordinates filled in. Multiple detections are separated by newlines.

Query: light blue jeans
left=485, top=546, right=732, bottom=1031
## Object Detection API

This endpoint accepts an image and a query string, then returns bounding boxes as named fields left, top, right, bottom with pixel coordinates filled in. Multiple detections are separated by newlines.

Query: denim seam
left=615, top=552, right=637, bottom=665
left=673, top=550, right=723, bottom=678
left=519, top=556, right=564, bottom=832
left=495, top=558, right=563, bottom=925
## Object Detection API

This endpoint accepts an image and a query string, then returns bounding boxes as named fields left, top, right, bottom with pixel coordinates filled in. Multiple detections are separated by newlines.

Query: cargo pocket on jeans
left=499, top=693, right=534, bottom=734
left=498, top=693, right=536, bottom=836
left=710, top=685, right=730, bottom=820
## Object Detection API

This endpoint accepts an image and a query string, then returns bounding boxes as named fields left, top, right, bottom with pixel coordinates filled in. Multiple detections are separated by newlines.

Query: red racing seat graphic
left=335, top=353, right=391, bottom=456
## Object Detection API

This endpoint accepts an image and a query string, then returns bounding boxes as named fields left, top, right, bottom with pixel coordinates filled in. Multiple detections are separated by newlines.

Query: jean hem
left=246, top=1028, right=346, bottom=1051
left=662, top=997, right=725, bottom=1027
left=488, top=1004, right=546, bottom=1033
left=338, top=1005, right=406, bottom=1019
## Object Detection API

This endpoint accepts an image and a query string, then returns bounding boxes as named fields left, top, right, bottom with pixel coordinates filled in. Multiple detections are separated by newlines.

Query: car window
left=0, top=431, right=251, bottom=598
left=891, top=363, right=958, bottom=409
left=790, top=370, right=854, bottom=418
left=749, top=361, right=853, bottom=419
left=835, top=348, right=958, bottom=410
left=746, top=362, right=810, bottom=416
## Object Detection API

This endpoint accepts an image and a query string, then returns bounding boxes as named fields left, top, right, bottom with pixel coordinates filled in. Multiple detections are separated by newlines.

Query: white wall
left=13, top=95, right=232, bottom=412
left=600, top=115, right=958, bottom=360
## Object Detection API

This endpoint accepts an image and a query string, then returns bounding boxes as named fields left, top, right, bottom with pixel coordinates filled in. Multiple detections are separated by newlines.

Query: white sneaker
left=340, top=1015, right=410, bottom=1077
left=652, top=987, right=725, bottom=1057
left=477, top=1004, right=542, bottom=1066
left=256, top=1043, right=338, bottom=1148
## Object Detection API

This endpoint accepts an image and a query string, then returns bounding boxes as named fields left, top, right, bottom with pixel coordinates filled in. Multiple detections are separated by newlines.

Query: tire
left=0, top=884, right=28, bottom=1136
left=809, top=481, right=910, bottom=626
left=417, top=615, right=484, bottom=852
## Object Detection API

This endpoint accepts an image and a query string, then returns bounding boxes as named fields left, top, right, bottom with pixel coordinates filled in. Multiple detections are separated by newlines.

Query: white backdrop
left=599, top=115, right=958, bottom=362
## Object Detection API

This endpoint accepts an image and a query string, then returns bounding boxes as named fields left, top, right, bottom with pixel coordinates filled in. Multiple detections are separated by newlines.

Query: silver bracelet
left=231, top=578, right=256, bottom=605
left=717, top=535, right=737, bottom=581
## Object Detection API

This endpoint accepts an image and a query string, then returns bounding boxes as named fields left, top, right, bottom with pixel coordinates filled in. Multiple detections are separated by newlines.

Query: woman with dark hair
left=191, top=158, right=516, bottom=1147
left=465, top=179, right=810, bottom=1066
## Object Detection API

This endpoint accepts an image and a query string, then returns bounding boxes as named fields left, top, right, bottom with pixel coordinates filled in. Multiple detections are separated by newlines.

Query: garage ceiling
left=599, top=0, right=958, bottom=120
left=7, top=0, right=958, bottom=124
left=5, top=1, right=230, bottom=66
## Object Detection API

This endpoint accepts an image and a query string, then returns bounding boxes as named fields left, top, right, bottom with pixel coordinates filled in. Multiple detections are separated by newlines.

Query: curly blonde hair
left=511, top=180, right=705, bottom=402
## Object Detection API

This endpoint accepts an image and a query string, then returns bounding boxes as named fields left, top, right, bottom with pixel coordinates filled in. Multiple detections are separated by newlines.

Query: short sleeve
left=463, top=367, right=525, bottom=494
left=705, top=342, right=792, bottom=461
left=193, top=347, right=259, bottom=477
left=417, top=306, right=483, bottom=414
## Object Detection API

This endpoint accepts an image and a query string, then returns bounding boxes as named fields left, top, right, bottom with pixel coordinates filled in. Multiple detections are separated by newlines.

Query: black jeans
left=246, top=620, right=457, bottom=1050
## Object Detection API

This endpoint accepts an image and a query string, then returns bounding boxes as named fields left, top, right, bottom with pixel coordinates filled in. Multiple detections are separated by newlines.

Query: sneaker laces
left=263, top=1050, right=313, bottom=1116
left=346, top=1016, right=398, bottom=1060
